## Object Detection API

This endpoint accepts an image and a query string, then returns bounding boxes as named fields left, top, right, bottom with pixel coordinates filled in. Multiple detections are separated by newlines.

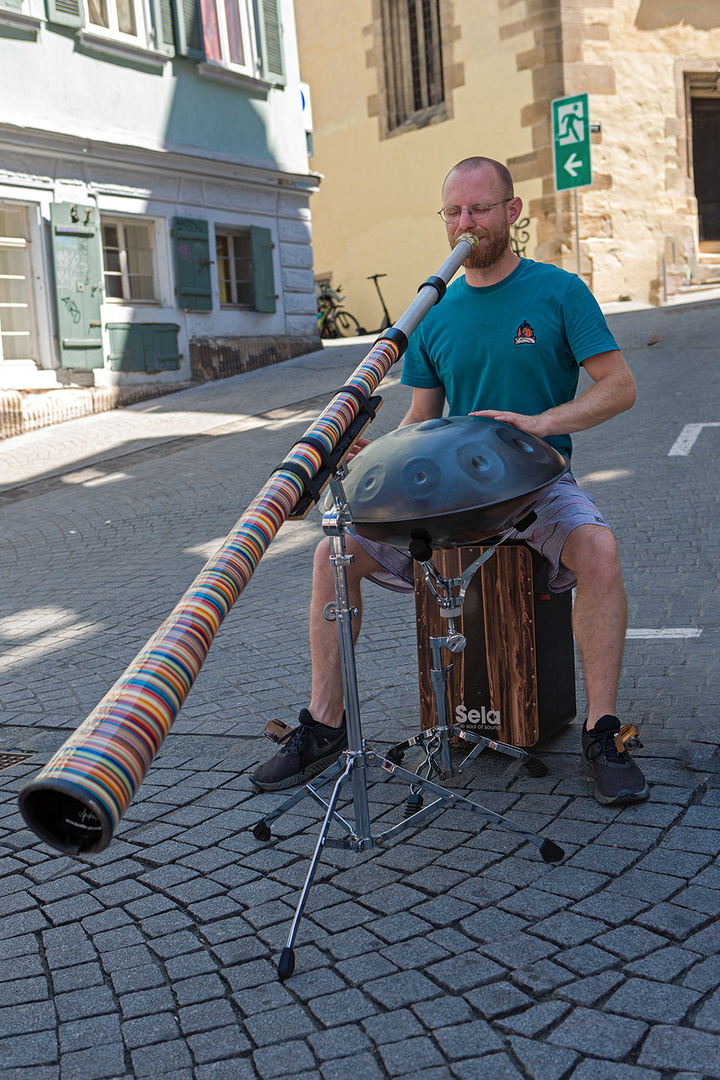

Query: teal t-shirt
left=400, top=259, right=618, bottom=460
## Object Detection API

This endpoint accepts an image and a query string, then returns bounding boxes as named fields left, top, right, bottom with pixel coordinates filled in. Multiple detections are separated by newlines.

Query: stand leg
left=252, top=757, right=350, bottom=841
left=429, top=636, right=454, bottom=779
left=367, top=752, right=562, bottom=861
left=278, top=757, right=353, bottom=981
left=327, top=531, right=373, bottom=848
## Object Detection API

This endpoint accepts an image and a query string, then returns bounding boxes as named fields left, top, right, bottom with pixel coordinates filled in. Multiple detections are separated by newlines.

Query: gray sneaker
left=251, top=709, right=348, bottom=792
left=582, top=715, right=649, bottom=805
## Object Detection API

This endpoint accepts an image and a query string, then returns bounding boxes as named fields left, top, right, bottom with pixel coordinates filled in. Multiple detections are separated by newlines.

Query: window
left=102, top=219, right=157, bottom=302
left=382, top=0, right=445, bottom=132
left=197, top=0, right=285, bottom=83
left=216, top=229, right=254, bottom=307
left=200, top=0, right=254, bottom=72
left=0, top=206, right=36, bottom=364
left=87, top=0, right=142, bottom=38
left=72, top=0, right=167, bottom=57
left=197, top=0, right=287, bottom=82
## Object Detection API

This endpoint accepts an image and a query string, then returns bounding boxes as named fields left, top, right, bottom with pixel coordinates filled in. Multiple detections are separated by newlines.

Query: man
left=252, top=156, right=648, bottom=807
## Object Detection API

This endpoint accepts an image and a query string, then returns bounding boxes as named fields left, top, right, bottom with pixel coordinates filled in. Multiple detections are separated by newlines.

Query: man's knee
left=313, top=534, right=378, bottom=584
left=562, top=525, right=622, bottom=585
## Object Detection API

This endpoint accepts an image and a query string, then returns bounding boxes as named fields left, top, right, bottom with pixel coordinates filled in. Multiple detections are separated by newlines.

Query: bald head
left=442, top=157, right=514, bottom=202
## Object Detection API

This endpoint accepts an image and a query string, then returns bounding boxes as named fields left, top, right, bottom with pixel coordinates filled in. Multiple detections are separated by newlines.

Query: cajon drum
left=414, top=543, right=576, bottom=747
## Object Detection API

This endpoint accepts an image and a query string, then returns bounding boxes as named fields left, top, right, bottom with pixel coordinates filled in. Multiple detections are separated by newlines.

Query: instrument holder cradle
left=251, top=481, right=565, bottom=983
left=270, top=393, right=382, bottom=519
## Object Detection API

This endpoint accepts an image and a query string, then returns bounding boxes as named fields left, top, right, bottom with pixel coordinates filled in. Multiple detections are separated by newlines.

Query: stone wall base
left=0, top=384, right=192, bottom=441
left=189, top=335, right=320, bottom=382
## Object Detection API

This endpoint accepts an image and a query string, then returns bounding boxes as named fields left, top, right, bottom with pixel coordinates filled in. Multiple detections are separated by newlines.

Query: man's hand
left=344, top=435, right=371, bottom=462
left=470, top=410, right=547, bottom=437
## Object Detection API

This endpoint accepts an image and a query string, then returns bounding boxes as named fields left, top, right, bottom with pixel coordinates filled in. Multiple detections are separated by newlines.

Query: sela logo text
left=455, top=703, right=501, bottom=726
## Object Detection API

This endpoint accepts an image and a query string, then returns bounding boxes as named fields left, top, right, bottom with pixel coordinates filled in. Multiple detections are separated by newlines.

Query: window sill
left=385, top=101, right=448, bottom=138
left=198, top=61, right=274, bottom=92
left=104, top=299, right=161, bottom=306
left=0, top=8, right=43, bottom=35
left=77, top=29, right=170, bottom=69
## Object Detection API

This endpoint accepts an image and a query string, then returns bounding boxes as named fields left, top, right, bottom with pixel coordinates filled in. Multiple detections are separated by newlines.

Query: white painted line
left=668, top=422, right=720, bottom=456
left=626, top=628, right=702, bottom=639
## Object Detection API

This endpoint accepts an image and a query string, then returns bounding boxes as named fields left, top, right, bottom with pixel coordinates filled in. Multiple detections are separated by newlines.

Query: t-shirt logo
left=515, top=320, right=536, bottom=345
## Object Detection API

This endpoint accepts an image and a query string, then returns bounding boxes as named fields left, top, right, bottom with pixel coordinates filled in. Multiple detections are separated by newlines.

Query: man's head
left=440, top=157, right=522, bottom=271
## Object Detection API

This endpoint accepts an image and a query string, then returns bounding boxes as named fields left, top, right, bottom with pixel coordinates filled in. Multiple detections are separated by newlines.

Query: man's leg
left=560, top=524, right=648, bottom=803
left=251, top=535, right=386, bottom=790
left=308, top=534, right=388, bottom=728
left=560, top=524, right=626, bottom=729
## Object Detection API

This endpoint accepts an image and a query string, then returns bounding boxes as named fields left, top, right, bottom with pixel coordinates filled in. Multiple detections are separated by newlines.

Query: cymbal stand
left=252, top=475, right=564, bottom=982
left=385, top=537, right=550, bottom=802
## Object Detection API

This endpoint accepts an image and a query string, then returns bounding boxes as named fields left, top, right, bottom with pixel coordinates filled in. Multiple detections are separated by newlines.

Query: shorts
left=354, top=474, right=612, bottom=595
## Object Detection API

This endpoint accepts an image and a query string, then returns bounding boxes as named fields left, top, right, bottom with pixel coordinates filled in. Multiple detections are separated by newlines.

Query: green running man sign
left=552, top=93, right=592, bottom=191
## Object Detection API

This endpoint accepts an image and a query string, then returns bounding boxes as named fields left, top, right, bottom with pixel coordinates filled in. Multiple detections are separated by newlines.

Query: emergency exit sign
left=552, top=93, right=592, bottom=191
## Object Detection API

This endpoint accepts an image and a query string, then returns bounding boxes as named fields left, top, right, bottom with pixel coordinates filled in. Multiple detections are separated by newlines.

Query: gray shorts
left=354, top=474, right=611, bottom=595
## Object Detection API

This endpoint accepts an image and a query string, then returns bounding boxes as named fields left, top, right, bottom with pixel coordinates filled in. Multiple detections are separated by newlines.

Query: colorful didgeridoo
left=18, top=235, right=477, bottom=855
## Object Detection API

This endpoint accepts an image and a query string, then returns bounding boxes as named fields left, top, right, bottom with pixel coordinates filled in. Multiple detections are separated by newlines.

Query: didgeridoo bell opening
left=18, top=779, right=114, bottom=855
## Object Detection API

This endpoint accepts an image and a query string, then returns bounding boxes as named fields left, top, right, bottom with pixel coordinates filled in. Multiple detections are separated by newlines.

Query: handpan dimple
left=343, top=415, right=569, bottom=549
left=401, top=457, right=442, bottom=500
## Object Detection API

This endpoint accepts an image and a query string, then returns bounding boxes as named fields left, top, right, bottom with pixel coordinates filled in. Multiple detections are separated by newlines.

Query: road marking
left=668, top=422, right=720, bottom=456
left=577, top=468, right=632, bottom=484
left=626, top=628, right=702, bottom=639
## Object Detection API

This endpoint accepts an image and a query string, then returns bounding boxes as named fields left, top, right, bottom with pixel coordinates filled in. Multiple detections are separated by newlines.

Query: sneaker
left=251, top=709, right=348, bottom=792
left=582, top=715, right=649, bottom=805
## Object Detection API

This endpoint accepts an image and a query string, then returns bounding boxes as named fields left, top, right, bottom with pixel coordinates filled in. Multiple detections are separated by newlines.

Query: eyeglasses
left=437, top=199, right=512, bottom=223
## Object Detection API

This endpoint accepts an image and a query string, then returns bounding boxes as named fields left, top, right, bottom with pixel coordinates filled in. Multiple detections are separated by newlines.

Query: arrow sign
left=564, top=153, right=583, bottom=177
left=552, top=94, right=592, bottom=191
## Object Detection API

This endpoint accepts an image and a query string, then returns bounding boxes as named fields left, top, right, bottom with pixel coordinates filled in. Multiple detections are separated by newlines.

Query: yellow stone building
left=295, top=0, right=720, bottom=328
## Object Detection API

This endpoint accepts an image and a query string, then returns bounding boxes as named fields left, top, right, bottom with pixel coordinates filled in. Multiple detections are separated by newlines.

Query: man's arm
left=400, top=386, right=446, bottom=427
left=344, top=386, right=446, bottom=460
left=473, top=350, right=636, bottom=438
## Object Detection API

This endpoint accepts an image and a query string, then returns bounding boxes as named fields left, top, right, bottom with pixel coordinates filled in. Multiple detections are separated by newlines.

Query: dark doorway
left=691, top=97, right=720, bottom=249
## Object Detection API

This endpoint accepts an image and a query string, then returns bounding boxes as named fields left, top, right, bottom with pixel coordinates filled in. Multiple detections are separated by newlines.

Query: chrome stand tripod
left=384, top=531, right=550, bottom=796
left=252, top=473, right=564, bottom=981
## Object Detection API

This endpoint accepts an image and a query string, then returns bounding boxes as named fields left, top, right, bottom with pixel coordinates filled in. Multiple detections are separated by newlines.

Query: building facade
left=295, top=0, right=720, bottom=328
left=0, top=0, right=319, bottom=392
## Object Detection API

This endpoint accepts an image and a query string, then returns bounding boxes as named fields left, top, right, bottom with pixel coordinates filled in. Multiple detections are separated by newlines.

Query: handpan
left=343, top=415, right=569, bottom=549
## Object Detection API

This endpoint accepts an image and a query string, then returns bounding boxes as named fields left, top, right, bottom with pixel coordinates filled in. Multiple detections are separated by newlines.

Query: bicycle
left=316, top=282, right=366, bottom=338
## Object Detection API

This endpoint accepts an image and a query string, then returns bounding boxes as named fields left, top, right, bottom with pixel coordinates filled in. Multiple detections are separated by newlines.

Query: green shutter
left=45, top=0, right=84, bottom=28
left=108, top=323, right=181, bottom=371
left=107, top=324, right=144, bottom=371
left=171, top=0, right=204, bottom=59
left=250, top=225, right=276, bottom=312
left=50, top=203, right=104, bottom=370
left=142, top=323, right=181, bottom=370
left=151, top=0, right=176, bottom=54
left=172, top=217, right=213, bottom=310
left=256, top=0, right=285, bottom=85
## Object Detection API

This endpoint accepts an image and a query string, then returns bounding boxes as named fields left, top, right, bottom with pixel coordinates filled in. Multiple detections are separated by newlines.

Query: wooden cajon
left=414, top=543, right=576, bottom=748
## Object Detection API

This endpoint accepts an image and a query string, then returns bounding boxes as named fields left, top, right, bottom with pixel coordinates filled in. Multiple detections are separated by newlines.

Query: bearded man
left=252, top=156, right=647, bottom=808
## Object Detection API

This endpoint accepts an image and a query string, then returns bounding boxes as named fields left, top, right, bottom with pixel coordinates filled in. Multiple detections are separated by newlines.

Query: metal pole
left=574, top=189, right=581, bottom=278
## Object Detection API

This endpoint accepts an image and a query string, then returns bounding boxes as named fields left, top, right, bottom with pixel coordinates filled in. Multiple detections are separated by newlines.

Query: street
left=1, top=297, right=719, bottom=1080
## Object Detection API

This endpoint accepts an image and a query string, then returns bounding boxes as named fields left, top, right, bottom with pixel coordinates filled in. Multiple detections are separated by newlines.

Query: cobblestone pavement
left=0, top=300, right=719, bottom=1080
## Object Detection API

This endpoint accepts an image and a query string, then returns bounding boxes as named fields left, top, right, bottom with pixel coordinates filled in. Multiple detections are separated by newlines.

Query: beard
left=451, top=219, right=512, bottom=269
